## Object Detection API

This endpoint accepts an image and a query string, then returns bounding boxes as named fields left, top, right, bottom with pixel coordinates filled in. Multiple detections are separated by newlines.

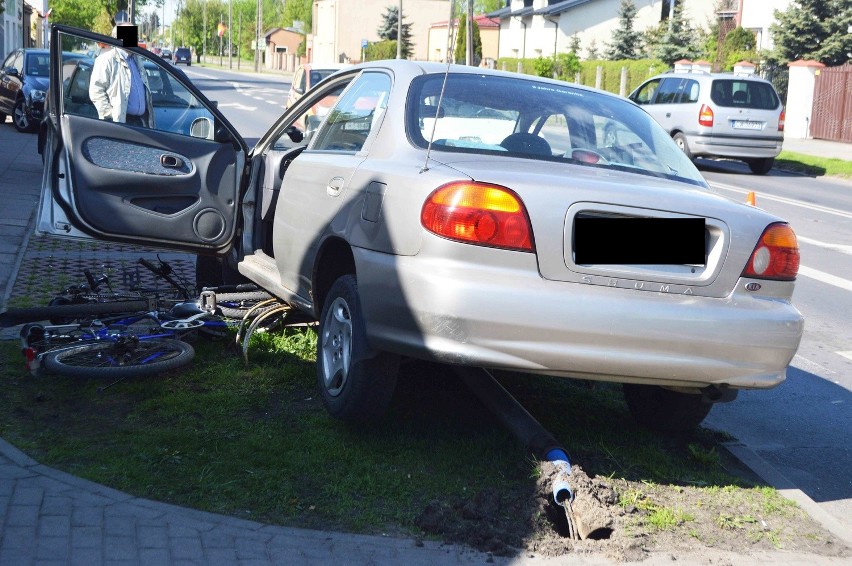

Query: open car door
left=38, top=25, right=248, bottom=253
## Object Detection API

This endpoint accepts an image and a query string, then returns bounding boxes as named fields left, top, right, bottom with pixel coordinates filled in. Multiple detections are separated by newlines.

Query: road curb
left=723, top=441, right=852, bottom=546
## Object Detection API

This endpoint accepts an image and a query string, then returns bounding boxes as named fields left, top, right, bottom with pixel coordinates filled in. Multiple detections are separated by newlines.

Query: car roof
left=649, top=71, right=774, bottom=84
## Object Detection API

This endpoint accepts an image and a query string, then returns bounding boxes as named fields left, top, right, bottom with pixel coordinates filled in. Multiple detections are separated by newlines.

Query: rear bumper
left=687, top=132, right=783, bottom=160
left=355, top=247, right=803, bottom=390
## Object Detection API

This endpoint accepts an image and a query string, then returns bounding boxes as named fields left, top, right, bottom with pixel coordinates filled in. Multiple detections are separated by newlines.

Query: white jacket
left=89, top=48, right=155, bottom=127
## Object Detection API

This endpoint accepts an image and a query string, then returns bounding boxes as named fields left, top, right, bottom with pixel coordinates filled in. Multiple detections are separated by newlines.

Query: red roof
left=734, top=61, right=756, bottom=67
left=788, top=59, right=826, bottom=67
left=431, top=14, right=500, bottom=29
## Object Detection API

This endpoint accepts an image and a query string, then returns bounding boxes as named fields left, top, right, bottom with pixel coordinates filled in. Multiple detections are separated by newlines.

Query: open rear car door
left=38, top=25, right=248, bottom=253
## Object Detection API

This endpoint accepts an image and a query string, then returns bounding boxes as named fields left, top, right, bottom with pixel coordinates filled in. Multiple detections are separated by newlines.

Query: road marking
left=185, top=70, right=216, bottom=79
left=797, top=236, right=852, bottom=255
left=215, top=102, right=257, bottom=111
left=837, top=351, right=852, bottom=362
left=798, top=265, right=852, bottom=292
left=793, top=354, right=837, bottom=375
left=710, top=182, right=852, bottom=220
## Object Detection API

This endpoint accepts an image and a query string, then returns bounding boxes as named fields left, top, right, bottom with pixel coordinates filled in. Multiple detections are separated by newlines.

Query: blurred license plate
left=733, top=120, right=762, bottom=130
left=574, top=217, right=706, bottom=265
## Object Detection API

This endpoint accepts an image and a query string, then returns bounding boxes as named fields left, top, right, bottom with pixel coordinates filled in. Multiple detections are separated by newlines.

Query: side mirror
left=190, top=117, right=213, bottom=139
left=4, top=67, right=19, bottom=78
left=285, top=125, right=304, bottom=143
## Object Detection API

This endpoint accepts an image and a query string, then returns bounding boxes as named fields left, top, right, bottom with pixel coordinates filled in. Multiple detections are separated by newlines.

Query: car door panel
left=52, top=114, right=240, bottom=248
left=42, top=24, right=246, bottom=252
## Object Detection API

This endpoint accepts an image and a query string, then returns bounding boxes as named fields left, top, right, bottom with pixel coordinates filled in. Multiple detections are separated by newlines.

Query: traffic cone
left=746, top=191, right=756, bottom=206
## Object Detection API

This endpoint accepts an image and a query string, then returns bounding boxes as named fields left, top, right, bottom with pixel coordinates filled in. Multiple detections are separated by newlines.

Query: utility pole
left=228, top=0, right=233, bottom=69
left=203, top=1, right=207, bottom=61
left=162, top=0, right=166, bottom=47
left=130, top=0, right=136, bottom=24
left=396, top=0, right=402, bottom=59
left=465, top=0, right=473, bottom=66
left=255, top=0, right=262, bottom=72
left=238, top=12, right=242, bottom=70
left=668, top=0, right=675, bottom=33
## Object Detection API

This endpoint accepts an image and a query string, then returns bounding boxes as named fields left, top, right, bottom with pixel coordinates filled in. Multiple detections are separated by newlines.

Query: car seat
left=733, top=90, right=747, bottom=104
left=500, top=133, right=553, bottom=156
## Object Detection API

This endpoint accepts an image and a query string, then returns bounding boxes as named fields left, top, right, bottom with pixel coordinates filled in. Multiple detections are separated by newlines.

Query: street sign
left=361, top=39, right=368, bottom=49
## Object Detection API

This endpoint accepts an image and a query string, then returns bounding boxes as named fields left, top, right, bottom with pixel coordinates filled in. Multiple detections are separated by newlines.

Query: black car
left=0, top=48, right=86, bottom=132
left=174, top=47, right=191, bottom=66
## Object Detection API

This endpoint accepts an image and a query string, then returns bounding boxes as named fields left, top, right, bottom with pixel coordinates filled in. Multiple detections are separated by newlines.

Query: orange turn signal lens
left=421, top=182, right=534, bottom=252
left=742, top=223, right=799, bottom=281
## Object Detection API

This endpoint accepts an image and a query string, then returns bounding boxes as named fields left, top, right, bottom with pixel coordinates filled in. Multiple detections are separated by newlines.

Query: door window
left=311, top=72, right=391, bottom=153
left=654, top=78, right=684, bottom=104
left=56, top=29, right=215, bottom=139
left=631, top=79, right=660, bottom=105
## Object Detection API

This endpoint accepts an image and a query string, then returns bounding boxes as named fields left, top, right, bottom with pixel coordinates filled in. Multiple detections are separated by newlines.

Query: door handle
left=665, top=112, right=671, bottom=118
left=160, top=154, right=184, bottom=169
left=326, top=176, right=344, bottom=197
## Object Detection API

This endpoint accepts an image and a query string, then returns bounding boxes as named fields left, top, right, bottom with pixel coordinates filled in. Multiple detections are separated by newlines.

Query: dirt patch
left=416, top=461, right=850, bottom=562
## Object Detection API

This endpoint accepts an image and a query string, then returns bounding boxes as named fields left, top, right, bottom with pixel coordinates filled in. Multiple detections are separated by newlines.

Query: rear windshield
left=407, top=73, right=706, bottom=187
left=710, top=79, right=779, bottom=110
left=310, top=69, right=338, bottom=85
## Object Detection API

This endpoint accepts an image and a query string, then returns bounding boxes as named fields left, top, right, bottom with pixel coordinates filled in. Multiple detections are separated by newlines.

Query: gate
left=810, top=64, right=852, bottom=142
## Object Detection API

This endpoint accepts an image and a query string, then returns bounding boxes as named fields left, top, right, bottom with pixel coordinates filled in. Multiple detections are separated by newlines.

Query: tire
left=748, top=158, right=774, bottom=175
left=317, top=274, right=399, bottom=423
left=13, top=98, right=33, bottom=133
left=672, top=132, right=693, bottom=161
left=623, top=384, right=713, bottom=433
left=4, top=299, right=150, bottom=323
left=43, top=338, right=194, bottom=379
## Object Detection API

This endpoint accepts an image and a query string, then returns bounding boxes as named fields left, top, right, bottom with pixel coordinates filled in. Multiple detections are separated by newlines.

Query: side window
left=12, top=52, right=24, bottom=73
left=655, top=79, right=684, bottom=104
left=295, top=68, right=306, bottom=94
left=1, top=51, right=15, bottom=69
left=680, top=80, right=699, bottom=103
left=631, top=79, right=660, bottom=105
left=312, top=72, right=391, bottom=153
left=56, top=29, right=216, bottom=139
left=537, top=114, right=570, bottom=155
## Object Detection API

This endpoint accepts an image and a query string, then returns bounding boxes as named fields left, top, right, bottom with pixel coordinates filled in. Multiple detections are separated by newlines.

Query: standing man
left=89, top=25, right=155, bottom=127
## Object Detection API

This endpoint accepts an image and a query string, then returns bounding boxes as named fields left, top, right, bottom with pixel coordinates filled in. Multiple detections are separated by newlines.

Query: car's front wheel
left=317, top=274, right=399, bottom=424
left=13, top=98, right=33, bottom=133
left=623, top=384, right=713, bottom=433
left=747, top=158, right=774, bottom=175
left=673, top=132, right=693, bottom=161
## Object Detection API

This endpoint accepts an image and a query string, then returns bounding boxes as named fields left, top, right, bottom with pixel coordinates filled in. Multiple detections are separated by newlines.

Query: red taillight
left=698, top=104, right=714, bottom=127
left=742, top=223, right=799, bottom=281
left=421, top=181, right=534, bottom=252
left=778, top=109, right=785, bottom=132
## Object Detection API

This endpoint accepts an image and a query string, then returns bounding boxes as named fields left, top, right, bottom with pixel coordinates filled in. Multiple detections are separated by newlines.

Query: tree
left=568, top=34, right=581, bottom=55
left=376, top=5, right=414, bottom=58
left=771, top=0, right=852, bottom=66
left=586, top=39, right=600, bottom=60
left=650, top=1, right=700, bottom=66
left=606, top=0, right=643, bottom=60
left=720, top=26, right=758, bottom=70
left=454, top=15, right=482, bottom=64
left=48, top=0, right=158, bottom=31
left=475, top=0, right=504, bottom=13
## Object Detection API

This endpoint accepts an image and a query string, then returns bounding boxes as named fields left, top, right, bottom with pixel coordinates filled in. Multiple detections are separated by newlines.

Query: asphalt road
left=170, top=64, right=852, bottom=537
left=699, top=159, right=852, bottom=533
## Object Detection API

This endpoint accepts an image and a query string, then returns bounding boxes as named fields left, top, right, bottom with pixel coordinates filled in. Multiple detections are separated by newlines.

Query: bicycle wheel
left=4, top=299, right=150, bottom=323
left=43, top=337, right=194, bottom=379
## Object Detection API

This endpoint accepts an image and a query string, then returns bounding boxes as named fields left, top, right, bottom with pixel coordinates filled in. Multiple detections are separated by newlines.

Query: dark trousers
left=126, top=110, right=148, bottom=127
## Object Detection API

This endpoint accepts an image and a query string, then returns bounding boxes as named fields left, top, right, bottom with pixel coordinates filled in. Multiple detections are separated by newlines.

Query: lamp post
left=396, top=0, right=402, bottom=59
left=228, top=0, right=233, bottom=69
left=255, top=0, right=262, bottom=72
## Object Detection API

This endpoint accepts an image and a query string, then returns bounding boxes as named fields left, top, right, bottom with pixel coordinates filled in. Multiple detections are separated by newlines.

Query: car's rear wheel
left=622, top=384, right=713, bottom=433
left=747, top=158, right=774, bottom=175
left=13, top=98, right=33, bottom=133
left=317, top=274, right=399, bottom=424
left=673, top=132, right=693, bottom=161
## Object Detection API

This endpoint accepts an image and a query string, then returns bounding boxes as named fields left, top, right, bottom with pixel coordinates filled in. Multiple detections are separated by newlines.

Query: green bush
left=498, top=57, right=666, bottom=95
left=365, top=40, right=398, bottom=61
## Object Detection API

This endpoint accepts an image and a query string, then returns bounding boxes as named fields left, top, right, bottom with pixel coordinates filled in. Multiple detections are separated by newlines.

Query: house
left=264, top=27, right=305, bottom=72
left=487, top=0, right=717, bottom=60
left=426, top=14, right=500, bottom=63
left=309, top=0, right=450, bottom=64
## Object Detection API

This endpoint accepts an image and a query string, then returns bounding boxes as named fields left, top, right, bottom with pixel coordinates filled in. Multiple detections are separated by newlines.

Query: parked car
left=629, top=71, right=785, bottom=174
left=161, top=49, right=172, bottom=60
left=174, top=47, right=191, bottom=66
left=0, top=48, right=86, bottom=132
left=286, top=63, right=351, bottom=109
left=39, top=25, right=803, bottom=432
left=59, top=56, right=214, bottom=137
